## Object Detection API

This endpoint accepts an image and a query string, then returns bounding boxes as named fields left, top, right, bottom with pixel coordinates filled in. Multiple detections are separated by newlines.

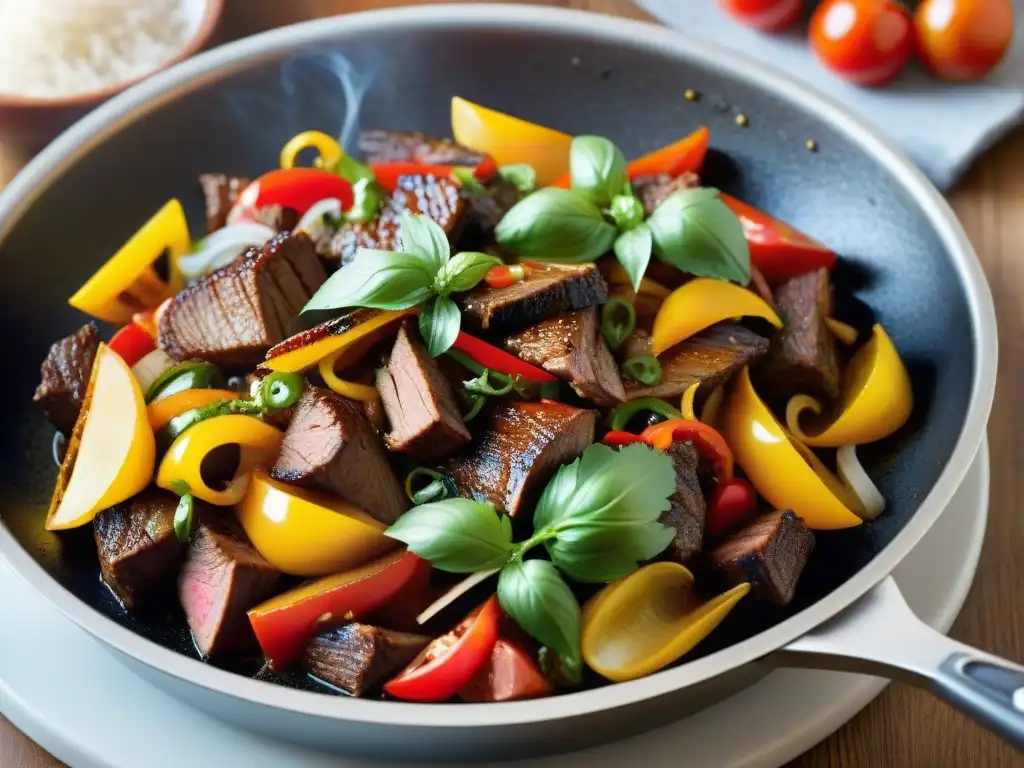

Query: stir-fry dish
left=32, top=96, right=913, bottom=702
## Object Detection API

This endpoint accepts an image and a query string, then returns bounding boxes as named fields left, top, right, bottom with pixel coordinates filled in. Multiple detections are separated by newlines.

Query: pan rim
left=0, top=3, right=997, bottom=729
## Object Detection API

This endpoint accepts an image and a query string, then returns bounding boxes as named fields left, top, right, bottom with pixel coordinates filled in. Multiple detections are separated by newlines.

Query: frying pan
left=0, top=5, right=1019, bottom=760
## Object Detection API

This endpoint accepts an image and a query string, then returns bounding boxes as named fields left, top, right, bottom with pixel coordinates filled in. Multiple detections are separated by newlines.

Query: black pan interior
left=0, top=23, right=976, bottom=688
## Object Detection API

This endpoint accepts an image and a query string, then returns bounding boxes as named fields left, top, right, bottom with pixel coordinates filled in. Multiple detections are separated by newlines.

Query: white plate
left=0, top=441, right=989, bottom=768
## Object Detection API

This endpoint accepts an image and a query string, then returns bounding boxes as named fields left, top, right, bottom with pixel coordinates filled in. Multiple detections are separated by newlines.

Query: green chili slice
left=445, top=349, right=487, bottom=376
left=451, top=167, right=488, bottom=196
left=608, top=397, right=682, bottom=432
left=600, top=296, right=636, bottom=351
left=173, top=493, right=195, bottom=543
left=258, top=371, right=305, bottom=410
left=145, top=361, right=223, bottom=403
left=404, top=467, right=453, bottom=506
left=623, top=355, right=662, bottom=386
left=464, top=369, right=515, bottom=398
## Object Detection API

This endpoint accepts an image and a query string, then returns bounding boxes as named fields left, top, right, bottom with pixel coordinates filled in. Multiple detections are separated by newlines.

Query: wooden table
left=2, top=1, right=1022, bottom=765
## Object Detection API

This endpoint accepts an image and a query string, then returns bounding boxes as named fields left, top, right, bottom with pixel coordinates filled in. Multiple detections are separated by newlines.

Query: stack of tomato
left=720, top=0, right=1015, bottom=86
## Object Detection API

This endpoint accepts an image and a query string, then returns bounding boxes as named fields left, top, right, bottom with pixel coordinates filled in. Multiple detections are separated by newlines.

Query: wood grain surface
left=1, top=1, right=1022, bottom=766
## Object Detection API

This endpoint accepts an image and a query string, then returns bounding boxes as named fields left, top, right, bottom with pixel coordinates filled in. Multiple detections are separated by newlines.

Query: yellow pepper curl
left=280, top=130, right=344, bottom=170
left=825, top=317, right=859, bottom=345
left=319, top=349, right=380, bottom=403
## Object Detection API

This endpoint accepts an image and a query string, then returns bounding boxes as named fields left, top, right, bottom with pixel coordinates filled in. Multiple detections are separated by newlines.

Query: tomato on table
left=719, top=0, right=803, bottom=31
left=810, top=0, right=913, bottom=86
left=914, top=0, right=1014, bottom=82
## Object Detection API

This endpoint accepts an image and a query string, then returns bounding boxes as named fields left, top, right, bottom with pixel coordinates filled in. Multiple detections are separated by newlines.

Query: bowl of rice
left=0, top=0, right=223, bottom=149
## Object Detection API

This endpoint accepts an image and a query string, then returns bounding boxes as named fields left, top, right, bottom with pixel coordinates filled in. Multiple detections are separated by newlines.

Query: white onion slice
left=176, top=222, right=276, bottom=282
left=416, top=568, right=499, bottom=625
left=837, top=444, right=885, bottom=521
left=131, top=348, right=174, bottom=394
left=294, top=197, right=343, bottom=234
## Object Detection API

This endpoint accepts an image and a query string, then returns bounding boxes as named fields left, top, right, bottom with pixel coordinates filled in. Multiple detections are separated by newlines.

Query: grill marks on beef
left=445, top=401, right=596, bottom=516
left=623, top=324, right=769, bottom=401
left=358, top=129, right=487, bottom=167
left=659, top=442, right=706, bottom=564
left=756, top=268, right=841, bottom=401
left=178, top=516, right=279, bottom=656
left=632, top=172, right=700, bottom=216
left=504, top=308, right=625, bottom=406
left=33, top=322, right=99, bottom=433
left=271, top=387, right=408, bottom=525
left=459, top=263, right=608, bottom=336
left=707, top=510, right=815, bottom=605
left=376, top=324, right=471, bottom=462
left=199, top=173, right=250, bottom=232
left=302, top=623, right=430, bottom=697
left=159, top=232, right=326, bottom=366
left=93, top=488, right=184, bottom=608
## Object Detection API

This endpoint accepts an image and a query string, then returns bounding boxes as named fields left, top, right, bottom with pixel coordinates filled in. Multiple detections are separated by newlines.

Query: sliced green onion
left=623, top=355, right=662, bottom=386
left=451, top=167, right=487, bottom=196
left=497, top=163, right=537, bottom=193
left=445, top=348, right=487, bottom=376
left=461, top=392, right=487, bottom=421
left=404, top=468, right=452, bottom=506
left=173, top=493, right=195, bottom=543
left=464, top=369, right=515, bottom=398
left=608, top=397, right=682, bottom=432
left=258, top=371, right=305, bottom=410
left=601, top=296, right=636, bottom=351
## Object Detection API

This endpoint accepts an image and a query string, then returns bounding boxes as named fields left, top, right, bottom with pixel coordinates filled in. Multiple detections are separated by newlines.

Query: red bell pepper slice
left=604, top=418, right=734, bottom=485
left=384, top=596, right=500, bottom=702
left=459, top=637, right=553, bottom=702
left=247, top=550, right=429, bottom=669
left=706, top=478, right=758, bottom=538
left=720, top=194, right=836, bottom=284
left=371, top=157, right=497, bottom=193
left=452, top=332, right=557, bottom=383
left=230, top=168, right=355, bottom=222
left=109, top=322, right=157, bottom=367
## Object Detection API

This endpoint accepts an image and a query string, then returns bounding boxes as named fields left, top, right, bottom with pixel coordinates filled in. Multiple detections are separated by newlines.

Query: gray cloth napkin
left=636, top=0, right=1024, bottom=190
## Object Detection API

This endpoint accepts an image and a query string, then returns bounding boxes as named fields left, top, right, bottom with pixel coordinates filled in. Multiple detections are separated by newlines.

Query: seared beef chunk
left=463, top=177, right=523, bottom=240
left=445, top=401, right=596, bottom=516
left=302, top=623, right=430, bottom=697
left=459, top=263, right=608, bottom=336
left=504, top=308, right=625, bottom=406
left=623, top=324, right=769, bottom=401
left=756, top=268, right=841, bottom=401
left=658, top=442, right=706, bottom=564
left=178, top=516, right=279, bottom=656
left=707, top=510, right=814, bottom=605
left=328, top=175, right=466, bottom=264
left=93, top=488, right=184, bottom=608
left=376, top=324, right=471, bottom=461
left=159, top=232, right=326, bottom=366
left=271, top=387, right=408, bottom=524
left=199, top=173, right=250, bottom=232
left=358, top=129, right=487, bottom=167
left=632, top=172, right=700, bottom=216
left=33, top=322, right=99, bottom=433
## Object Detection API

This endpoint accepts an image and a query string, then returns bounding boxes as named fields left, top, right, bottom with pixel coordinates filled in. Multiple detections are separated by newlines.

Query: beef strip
left=632, top=172, right=701, bottom=216
left=93, top=487, right=185, bottom=609
left=358, top=129, right=487, bottom=166
left=302, top=623, right=431, bottom=697
left=376, top=324, right=471, bottom=461
left=178, top=516, right=279, bottom=656
left=198, top=173, right=251, bottom=232
left=504, top=308, right=625, bottom=406
left=623, top=324, right=769, bottom=401
left=756, top=268, right=841, bottom=401
left=444, top=401, right=596, bottom=517
left=706, top=510, right=815, bottom=605
left=251, top=204, right=299, bottom=233
left=159, top=231, right=326, bottom=366
left=459, top=262, right=608, bottom=336
left=271, top=386, right=408, bottom=524
left=327, top=175, right=466, bottom=264
left=34, top=322, right=99, bottom=434
left=658, top=442, right=706, bottom=564
left=461, top=177, right=523, bottom=247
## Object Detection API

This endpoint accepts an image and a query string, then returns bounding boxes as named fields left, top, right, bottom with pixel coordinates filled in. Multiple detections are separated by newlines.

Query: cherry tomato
left=719, top=0, right=803, bottom=31
left=484, top=264, right=529, bottom=289
left=810, top=0, right=913, bottom=86
left=707, top=478, right=758, bottom=538
left=914, top=0, right=1014, bottom=82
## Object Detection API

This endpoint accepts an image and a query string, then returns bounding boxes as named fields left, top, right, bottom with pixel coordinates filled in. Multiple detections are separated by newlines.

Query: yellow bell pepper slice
left=651, top=278, right=782, bottom=356
left=319, top=350, right=381, bottom=402
left=263, top=309, right=411, bottom=374
left=69, top=199, right=191, bottom=324
left=236, top=472, right=396, bottom=576
left=156, top=414, right=282, bottom=506
left=720, top=367, right=864, bottom=530
left=46, top=344, right=156, bottom=530
left=450, top=96, right=572, bottom=186
left=581, top=562, right=750, bottom=682
left=147, top=388, right=239, bottom=432
left=785, top=324, right=913, bottom=448
left=824, top=317, right=858, bottom=345
left=280, top=131, right=344, bottom=170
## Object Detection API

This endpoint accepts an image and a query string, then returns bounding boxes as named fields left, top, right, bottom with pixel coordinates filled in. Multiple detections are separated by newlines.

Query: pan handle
left=770, top=576, right=1024, bottom=749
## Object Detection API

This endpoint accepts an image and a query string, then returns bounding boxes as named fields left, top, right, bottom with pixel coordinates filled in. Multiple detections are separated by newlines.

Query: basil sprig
left=495, top=135, right=750, bottom=290
left=303, top=211, right=500, bottom=356
left=385, top=443, right=676, bottom=670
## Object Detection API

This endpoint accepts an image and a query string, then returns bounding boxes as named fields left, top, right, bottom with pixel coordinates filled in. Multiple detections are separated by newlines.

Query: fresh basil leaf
left=385, top=497, right=514, bottom=573
left=451, top=167, right=487, bottom=196
left=436, top=251, right=501, bottom=295
left=495, top=188, right=617, bottom=262
left=613, top=224, right=653, bottom=293
left=303, top=248, right=434, bottom=312
left=400, top=211, right=451, bottom=274
left=532, top=454, right=581, bottom=532
left=647, top=187, right=751, bottom=285
left=545, top=520, right=675, bottom=583
left=569, top=135, right=628, bottom=206
left=418, top=295, right=461, bottom=357
left=498, top=559, right=581, bottom=667
left=497, top=163, right=537, bottom=194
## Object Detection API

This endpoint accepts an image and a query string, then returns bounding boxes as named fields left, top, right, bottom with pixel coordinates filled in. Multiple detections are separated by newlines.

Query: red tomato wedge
left=720, top=194, right=836, bottom=284
left=706, top=478, right=758, bottom=538
left=248, top=550, right=429, bottom=669
left=459, top=638, right=553, bottom=702
left=230, top=168, right=355, bottom=223
left=108, top=323, right=157, bottom=367
left=452, top=332, right=556, bottom=383
left=384, top=596, right=500, bottom=702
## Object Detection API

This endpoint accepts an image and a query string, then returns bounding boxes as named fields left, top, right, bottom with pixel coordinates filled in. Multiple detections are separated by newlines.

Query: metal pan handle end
left=771, top=577, right=1024, bottom=750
